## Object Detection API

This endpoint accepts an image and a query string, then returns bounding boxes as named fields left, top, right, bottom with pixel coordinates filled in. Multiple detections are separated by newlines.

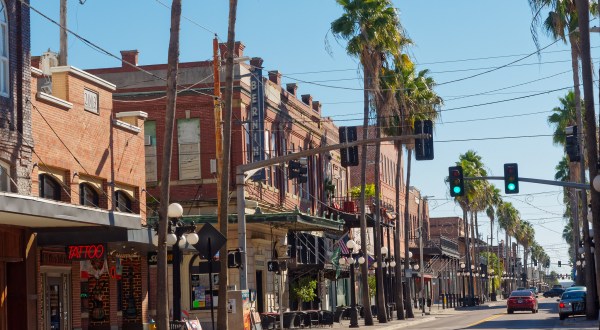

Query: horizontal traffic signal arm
left=462, top=176, right=589, bottom=190
left=236, top=133, right=430, bottom=175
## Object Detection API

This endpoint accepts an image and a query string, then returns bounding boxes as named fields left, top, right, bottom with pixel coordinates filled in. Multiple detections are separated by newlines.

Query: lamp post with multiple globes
left=338, top=239, right=365, bottom=328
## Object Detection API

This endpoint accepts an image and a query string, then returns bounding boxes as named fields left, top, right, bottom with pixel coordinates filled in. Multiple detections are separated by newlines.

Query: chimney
left=301, top=94, right=312, bottom=106
left=268, top=70, right=281, bottom=85
left=250, top=57, right=264, bottom=69
left=286, top=83, right=298, bottom=97
left=120, top=50, right=139, bottom=67
left=312, top=101, right=322, bottom=115
left=218, top=41, right=246, bottom=60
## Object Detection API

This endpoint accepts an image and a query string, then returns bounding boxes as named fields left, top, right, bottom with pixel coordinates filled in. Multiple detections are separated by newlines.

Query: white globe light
left=594, top=175, right=600, bottom=192
left=414, top=264, right=420, bottom=271
left=152, top=234, right=159, bottom=246
left=348, top=257, right=356, bottom=265
left=471, top=265, right=475, bottom=270
left=381, top=246, right=388, bottom=255
left=372, top=261, right=378, bottom=268
left=339, top=257, right=346, bottom=265
left=460, top=262, right=465, bottom=269
left=408, top=251, right=413, bottom=259
left=576, top=260, right=581, bottom=266
left=186, top=232, right=199, bottom=245
left=178, top=235, right=187, bottom=248
left=390, top=261, right=396, bottom=267
left=166, top=233, right=178, bottom=246
left=578, top=247, right=585, bottom=254
left=358, top=256, right=366, bottom=264
left=168, top=203, right=184, bottom=218
left=346, top=239, right=356, bottom=251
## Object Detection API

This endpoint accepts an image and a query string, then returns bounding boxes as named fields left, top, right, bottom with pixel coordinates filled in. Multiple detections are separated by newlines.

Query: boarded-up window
left=144, top=121, right=158, bottom=182
left=178, top=118, right=201, bottom=180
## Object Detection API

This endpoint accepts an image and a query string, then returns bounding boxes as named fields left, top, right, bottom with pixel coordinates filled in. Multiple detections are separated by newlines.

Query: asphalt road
left=407, top=297, right=597, bottom=330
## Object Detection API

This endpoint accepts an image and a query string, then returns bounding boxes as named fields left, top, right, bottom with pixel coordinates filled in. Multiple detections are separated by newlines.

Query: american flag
left=335, top=232, right=350, bottom=255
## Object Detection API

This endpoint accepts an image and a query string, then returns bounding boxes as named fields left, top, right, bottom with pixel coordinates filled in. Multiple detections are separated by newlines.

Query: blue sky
left=29, top=0, right=599, bottom=276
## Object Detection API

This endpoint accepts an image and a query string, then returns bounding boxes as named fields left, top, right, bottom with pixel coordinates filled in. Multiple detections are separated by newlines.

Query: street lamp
left=162, top=202, right=199, bottom=321
left=340, top=239, right=363, bottom=328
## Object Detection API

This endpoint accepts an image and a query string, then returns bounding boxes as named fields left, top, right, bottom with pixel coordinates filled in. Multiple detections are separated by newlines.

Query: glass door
left=45, top=275, right=70, bottom=330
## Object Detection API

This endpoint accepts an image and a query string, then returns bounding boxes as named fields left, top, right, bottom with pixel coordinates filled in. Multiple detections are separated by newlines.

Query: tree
left=331, top=0, right=403, bottom=323
left=291, top=277, right=317, bottom=311
left=156, top=1, right=182, bottom=328
left=497, top=202, right=521, bottom=292
left=217, top=1, right=239, bottom=328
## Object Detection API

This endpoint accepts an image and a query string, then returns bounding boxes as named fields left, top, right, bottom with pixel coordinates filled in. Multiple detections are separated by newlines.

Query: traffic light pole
left=235, top=134, right=428, bottom=290
left=463, top=176, right=590, bottom=190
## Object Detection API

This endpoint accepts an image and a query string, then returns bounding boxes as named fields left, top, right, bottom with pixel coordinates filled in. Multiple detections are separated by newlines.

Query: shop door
left=256, top=270, right=264, bottom=313
left=45, top=275, right=70, bottom=330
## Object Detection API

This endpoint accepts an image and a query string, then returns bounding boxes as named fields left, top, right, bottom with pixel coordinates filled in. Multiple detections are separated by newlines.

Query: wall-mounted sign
left=249, top=66, right=265, bottom=181
left=109, top=250, right=140, bottom=259
left=147, top=251, right=173, bottom=265
left=66, top=244, right=106, bottom=260
left=84, top=88, right=99, bottom=114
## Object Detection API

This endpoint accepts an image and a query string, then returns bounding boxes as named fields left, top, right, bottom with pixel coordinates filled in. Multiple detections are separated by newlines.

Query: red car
left=507, top=290, right=539, bottom=314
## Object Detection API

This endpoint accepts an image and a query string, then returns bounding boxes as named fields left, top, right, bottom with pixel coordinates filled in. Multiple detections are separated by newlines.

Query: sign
left=193, top=223, right=226, bottom=260
left=66, top=244, right=106, bottom=260
left=249, top=66, right=265, bottom=181
left=228, top=299, right=236, bottom=313
left=147, top=251, right=173, bottom=265
left=84, top=88, right=99, bottom=113
left=267, top=261, right=279, bottom=273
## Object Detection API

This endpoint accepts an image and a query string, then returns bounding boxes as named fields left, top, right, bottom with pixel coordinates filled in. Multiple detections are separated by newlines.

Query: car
left=543, top=288, right=565, bottom=298
left=565, top=285, right=587, bottom=292
left=553, top=284, right=563, bottom=289
left=507, top=290, right=539, bottom=314
left=529, top=287, right=538, bottom=294
left=558, top=290, right=586, bottom=320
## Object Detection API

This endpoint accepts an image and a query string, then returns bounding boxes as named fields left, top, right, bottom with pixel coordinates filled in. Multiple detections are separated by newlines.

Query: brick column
left=71, top=261, right=82, bottom=329
left=141, top=255, right=149, bottom=324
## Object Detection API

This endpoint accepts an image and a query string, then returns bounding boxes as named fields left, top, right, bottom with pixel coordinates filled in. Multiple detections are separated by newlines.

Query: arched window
left=0, top=161, right=8, bottom=192
left=39, top=174, right=61, bottom=201
left=0, top=1, right=9, bottom=97
left=115, top=190, right=133, bottom=213
left=79, top=183, right=99, bottom=207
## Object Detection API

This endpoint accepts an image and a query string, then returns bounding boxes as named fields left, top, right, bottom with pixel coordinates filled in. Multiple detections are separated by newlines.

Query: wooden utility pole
left=59, top=0, right=67, bottom=65
left=217, top=1, right=239, bottom=328
left=157, top=1, right=181, bottom=328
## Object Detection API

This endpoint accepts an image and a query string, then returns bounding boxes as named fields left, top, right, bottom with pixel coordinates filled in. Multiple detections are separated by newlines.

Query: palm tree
left=484, top=185, right=502, bottom=300
left=515, top=221, right=535, bottom=287
left=497, top=202, right=521, bottom=293
left=331, top=0, right=403, bottom=323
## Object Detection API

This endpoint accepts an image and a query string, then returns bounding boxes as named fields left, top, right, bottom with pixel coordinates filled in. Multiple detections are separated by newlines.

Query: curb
left=377, top=316, right=437, bottom=330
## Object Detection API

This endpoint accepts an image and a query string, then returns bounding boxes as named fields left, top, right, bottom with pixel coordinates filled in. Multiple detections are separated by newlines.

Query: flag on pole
left=331, top=232, right=350, bottom=279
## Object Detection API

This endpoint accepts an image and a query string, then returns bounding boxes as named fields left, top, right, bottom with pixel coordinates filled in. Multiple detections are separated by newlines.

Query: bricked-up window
left=39, top=174, right=61, bottom=201
left=177, top=118, right=201, bottom=180
left=0, top=1, right=8, bottom=97
left=144, top=121, right=157, bottom=182
left=115, top=191, right=133, bottom=213
left=0, top=160, right=8, bottom=192
left=80, top=183, right=99, bottom=207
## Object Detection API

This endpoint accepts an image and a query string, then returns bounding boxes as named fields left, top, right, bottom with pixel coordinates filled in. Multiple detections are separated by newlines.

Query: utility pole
left=156, top=1, right=181, bottom=329
left=59, top=0, right=67, bottom=65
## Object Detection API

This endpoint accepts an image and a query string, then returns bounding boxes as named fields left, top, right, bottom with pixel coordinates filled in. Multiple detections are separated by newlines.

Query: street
left=404, top=297, right=596, bottom=330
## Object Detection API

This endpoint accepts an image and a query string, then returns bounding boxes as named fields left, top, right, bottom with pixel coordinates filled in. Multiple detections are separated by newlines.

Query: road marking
left=465, top=313, right=504, bottom=327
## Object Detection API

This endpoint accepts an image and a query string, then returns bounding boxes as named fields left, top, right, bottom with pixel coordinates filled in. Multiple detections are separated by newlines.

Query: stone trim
left=36, top=91, right=73, bottom=110
left=51, top=66, right=117, bottom=91
left=113, top=119, right=141, bottom=134
left=115, top=111, right=148, bottom=120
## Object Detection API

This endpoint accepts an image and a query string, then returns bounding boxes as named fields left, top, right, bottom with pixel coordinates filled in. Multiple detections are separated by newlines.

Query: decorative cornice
left=113, top=119, right=141, bottom=134
left=51, top=66, right=117, bottom=91
left=31, top=67, right=44, bottom=77
left=36, top=92, right=73, bottom=110
left=115, top=111, right=148, bottom=120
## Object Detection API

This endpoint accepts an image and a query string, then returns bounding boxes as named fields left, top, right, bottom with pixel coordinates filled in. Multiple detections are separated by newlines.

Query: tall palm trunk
left=394, top=142, right=405, bottom=319
left=490, top=219, right=494, bottom=299
left=217, top=1, right=238, bottom=328
left=156, top=1, right=181, bottom=328
left=359, top=76, right=374, bottom=325
left=374, top=119, right=387, bottom=323
left=474, top=213, right=481, bottom=298
left=403, top=149, right=414, bottom=318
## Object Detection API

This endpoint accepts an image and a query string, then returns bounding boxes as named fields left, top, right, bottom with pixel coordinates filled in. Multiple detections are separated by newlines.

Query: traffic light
left=288, top=159, right=300, bottom=179
left=545, top=259, right=550, bottom=268
left=565, top=126, right=580, bottom=162
left=339, top=126, right=359, bottom=167
left=503, top=163, right=519, bottom=194
left=448, top=166, right=464, bottom=197
left=415, top=119, right=434, bottom=161
left=558, top=260, right=561, bottom=267
left=297, top=157, right=308, bottom=184
left=228, top=249, right=241, bottom=268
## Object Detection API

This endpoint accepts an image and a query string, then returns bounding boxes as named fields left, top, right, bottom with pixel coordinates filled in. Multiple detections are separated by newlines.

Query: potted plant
left=291, top=277, right=317, bottom=311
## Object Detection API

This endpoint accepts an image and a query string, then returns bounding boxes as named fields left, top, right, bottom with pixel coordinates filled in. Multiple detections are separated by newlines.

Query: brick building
left=86, top=42, right=348, bottom=323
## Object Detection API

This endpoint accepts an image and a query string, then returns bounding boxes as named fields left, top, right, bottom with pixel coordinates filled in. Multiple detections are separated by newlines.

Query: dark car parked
left=543, top=288, right=565, bottom=298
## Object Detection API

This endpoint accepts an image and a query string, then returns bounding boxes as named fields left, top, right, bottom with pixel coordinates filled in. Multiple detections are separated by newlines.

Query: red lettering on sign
left=66, top=244, right=106, bottom=260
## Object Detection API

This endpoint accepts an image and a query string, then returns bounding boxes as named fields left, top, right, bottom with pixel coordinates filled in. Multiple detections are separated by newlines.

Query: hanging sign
left=147, top=251, right=173, bottom=265
left=249, top=65, right=265, bottom=181
left=66, top=244, right=106, bottom=260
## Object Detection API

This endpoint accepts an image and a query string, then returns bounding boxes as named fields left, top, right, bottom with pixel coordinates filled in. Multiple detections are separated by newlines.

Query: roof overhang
left=0, top=192, right=141, bottom=229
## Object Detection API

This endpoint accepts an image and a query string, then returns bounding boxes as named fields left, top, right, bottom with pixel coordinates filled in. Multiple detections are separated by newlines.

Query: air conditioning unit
left=144, top=135, right=152, bottom=146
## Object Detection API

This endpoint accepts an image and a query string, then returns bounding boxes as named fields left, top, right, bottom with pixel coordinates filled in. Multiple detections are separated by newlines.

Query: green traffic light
left=453, top=186, right=461, bottom=194
left=507, top=183, right=516, bottom=191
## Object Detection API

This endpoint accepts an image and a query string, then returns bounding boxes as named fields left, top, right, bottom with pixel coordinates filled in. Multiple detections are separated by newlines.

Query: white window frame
left=0, top=1, right=8, bottom=97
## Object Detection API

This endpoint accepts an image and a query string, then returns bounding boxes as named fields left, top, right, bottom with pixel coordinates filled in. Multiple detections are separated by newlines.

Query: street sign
left=193, top=223, right=226, bottom=260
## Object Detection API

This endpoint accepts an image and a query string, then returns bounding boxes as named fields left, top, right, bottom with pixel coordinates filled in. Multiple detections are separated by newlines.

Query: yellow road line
left=465, top=313, right=505, bottom=327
